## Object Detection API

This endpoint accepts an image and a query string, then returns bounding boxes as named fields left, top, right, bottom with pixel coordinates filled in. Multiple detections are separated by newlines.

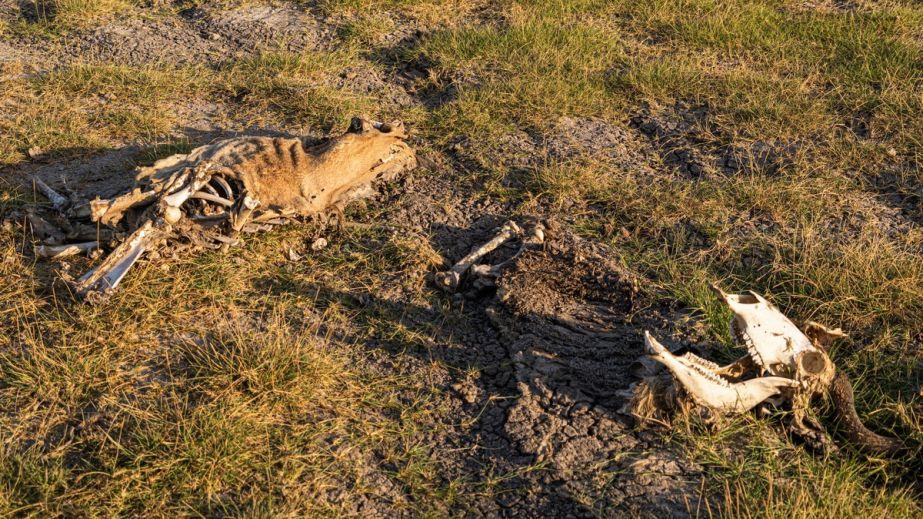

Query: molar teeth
left=680, top=352, right=720, bottom=371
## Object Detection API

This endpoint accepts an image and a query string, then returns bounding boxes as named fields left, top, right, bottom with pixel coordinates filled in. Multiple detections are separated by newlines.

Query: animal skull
left=713, top=285, right=836, bottom=389
left=38, top=117, right=417, bottom=300
left=639, top=286, right=900, bottom=452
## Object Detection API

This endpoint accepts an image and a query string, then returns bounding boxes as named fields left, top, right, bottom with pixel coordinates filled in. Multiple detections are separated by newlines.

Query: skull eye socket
left=737, top=293, right=760, bottom=304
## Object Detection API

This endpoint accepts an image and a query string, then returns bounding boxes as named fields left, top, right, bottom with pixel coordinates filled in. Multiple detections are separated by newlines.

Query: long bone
left=644, top=331, right=797, bottom=414
left=470, top=222, right=546, bottom=280
left=33, top=177, right=69, bottom=212
left=35, top=241, right=98, bottom=259
left=73, top=220, right=161, bottom=297
left=435, top=221, right=523, bottom=292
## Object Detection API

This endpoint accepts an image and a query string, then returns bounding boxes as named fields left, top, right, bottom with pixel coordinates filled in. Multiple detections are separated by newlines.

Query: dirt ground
left=0, top=0, right=920, bottom=516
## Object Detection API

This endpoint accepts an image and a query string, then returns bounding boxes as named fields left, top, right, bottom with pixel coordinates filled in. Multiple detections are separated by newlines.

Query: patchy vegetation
left=1, top=0, right=921, bottom=515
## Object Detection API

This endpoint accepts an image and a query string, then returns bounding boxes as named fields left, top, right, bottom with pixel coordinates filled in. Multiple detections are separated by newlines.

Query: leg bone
left=73, top=220, right=161, bottom=298
left=435, top=220, right=522, bottom=292
left=33, top=177, right=69, bottom=211
left=35, top=241, right=98, bottom=259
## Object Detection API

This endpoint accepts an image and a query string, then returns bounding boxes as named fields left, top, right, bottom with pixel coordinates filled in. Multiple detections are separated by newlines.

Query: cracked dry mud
left=486, top=230, right=707, bottom=515
left=312, top=218, right=712, bottom=516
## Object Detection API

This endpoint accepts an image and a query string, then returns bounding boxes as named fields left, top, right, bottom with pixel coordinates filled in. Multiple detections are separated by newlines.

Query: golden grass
left=30, top=0, right=138, bottom=30
left=0, top=221, right=466, bottom=515
left=0, top=63, right=208, bottom=165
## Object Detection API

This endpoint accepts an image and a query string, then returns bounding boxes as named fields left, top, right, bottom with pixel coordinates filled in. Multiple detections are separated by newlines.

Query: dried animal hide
left=639, top=286, right=902, bottom=453
left=38, top=118, right=417, bottom=300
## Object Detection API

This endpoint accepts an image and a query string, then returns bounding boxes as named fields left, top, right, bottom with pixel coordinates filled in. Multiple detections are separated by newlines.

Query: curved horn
left=829, top=371, right=902, bottom=453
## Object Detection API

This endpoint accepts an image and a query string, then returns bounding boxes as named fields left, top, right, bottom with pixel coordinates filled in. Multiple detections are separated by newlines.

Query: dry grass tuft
left=28, top=0, right=138, bottom=30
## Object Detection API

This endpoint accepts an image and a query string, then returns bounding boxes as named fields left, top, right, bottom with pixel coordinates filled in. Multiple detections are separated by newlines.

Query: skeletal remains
left=32, top=117, right=417, bottom=300
left=27, top=116, right=901, bottom=454
left=640, top=285, right=901, bottom=453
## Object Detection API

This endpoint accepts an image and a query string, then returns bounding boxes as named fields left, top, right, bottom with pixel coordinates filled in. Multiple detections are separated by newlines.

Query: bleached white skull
left=712, top=285, right=834, bottom=387
left=637, top=285, right=900, bottom=453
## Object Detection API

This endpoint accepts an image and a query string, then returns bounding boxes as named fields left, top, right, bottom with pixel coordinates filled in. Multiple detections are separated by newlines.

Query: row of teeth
left=732, top=321, right=768, bottom=369
left=680, top=352, right=720, bottom=371
left=679, top=354, right=731, bottom=388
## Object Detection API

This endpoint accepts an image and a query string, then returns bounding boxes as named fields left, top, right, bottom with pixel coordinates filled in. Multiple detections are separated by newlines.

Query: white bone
left=711, top=285, right=818, bottom=375
left=435, top=221, right=522, bottom=291
left=35, top=241, right=98, bottom=259
left=74, top=221, right=158, bottom=296
left=231, top=195, right=260, bottom=232
left=33, top=177, right=69, bottom=211
left=191, top=191, right=234, bottom=207
left=161, top=164, right=215, bottom=218
left=644, top=331, right=798, bottom=414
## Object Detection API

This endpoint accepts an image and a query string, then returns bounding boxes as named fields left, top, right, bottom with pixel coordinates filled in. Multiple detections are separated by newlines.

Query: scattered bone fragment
left=311, top=237, right=328, bottom=251
left=35, top=241, right=98, bottom=259
left=36, top=117, right=416, bottom=300
left=33, top=177, right=69, bottom=211
left=436, top=221, right=522, bottom=291
left=75, top=220, right=159, bottom=296
left=482, top=221, right=545, bottom=278
left=436, top=220, right=546, bottom=292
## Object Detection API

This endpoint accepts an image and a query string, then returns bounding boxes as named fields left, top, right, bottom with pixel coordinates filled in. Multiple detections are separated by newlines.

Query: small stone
left=311, top=237, right=328, bottom=251
left=887, top=147, right=897, bottom=157
left=27, top=146, right=42, bottom=159
left=286, top=248, right=302, bottom=261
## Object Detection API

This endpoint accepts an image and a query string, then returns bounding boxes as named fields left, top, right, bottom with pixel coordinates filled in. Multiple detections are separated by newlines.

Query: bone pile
left=31, top=118, right=417, bottom=300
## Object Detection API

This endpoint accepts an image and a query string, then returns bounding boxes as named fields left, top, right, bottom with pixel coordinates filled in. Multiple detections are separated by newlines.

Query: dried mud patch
left=0, top=39, right=42, bottom=66
left=479, top=228, right=709, bottom=515
left=450, top=116, right=659, bottom=193
left=59, top=5, right=334, bottom=66
left=334, top=65, right=414, bottom=108
left=633, top=102, right=799, bottom=178
left=547, top=116, right=656, bottom=173
left=186, top=5, right=334, bottom=54
left=24, top=145, right=143, bottom=200
left=65, top=17, right=219, bottom=65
